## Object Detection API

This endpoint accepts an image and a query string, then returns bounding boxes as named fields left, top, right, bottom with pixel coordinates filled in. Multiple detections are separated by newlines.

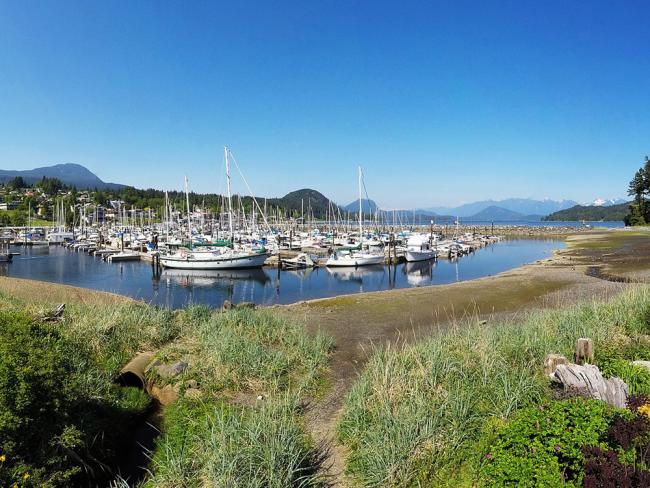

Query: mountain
left=543, top=202, right=630, bottom=222
left=464, top=206, right=543, bottom=222
left=267, top=188, right=336, bottom=219
left=0, top=163, right=125, bottom=190
left=344, top=198, right=378, bottom=214
left=589, top=197, right=627, bottom=207
left=422, top=198, right=579, bottom=218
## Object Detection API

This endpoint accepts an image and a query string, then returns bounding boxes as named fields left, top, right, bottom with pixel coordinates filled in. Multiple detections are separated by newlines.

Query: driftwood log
left=551, top=363, right=628, bottom=408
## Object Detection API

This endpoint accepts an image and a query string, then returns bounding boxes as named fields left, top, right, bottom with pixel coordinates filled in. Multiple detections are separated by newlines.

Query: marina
left=1, top=238, right=564, bottom=308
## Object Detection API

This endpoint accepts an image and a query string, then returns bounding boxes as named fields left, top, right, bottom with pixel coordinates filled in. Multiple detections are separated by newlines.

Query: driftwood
left=551, top=363, right=628, bottom=408
left=40, top=303, right=66, bottom=322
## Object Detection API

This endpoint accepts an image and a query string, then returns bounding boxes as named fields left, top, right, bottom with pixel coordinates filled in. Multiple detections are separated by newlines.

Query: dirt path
left=278, top=228, right=650, bottom=485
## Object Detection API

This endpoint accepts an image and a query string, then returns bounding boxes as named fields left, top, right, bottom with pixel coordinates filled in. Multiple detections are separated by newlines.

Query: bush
left=0, top=310, right=76, bottom=486
left=597, top=357, right=650, bottom=396
left=0, top=308, right=152, bottom=487
left=480, top=398, right=616, bottom=487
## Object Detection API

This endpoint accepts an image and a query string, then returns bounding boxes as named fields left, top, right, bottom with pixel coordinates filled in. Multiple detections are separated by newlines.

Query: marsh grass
left=143, top=308, right=333, bottom=487
left=338, top=286, right=650, bottom=487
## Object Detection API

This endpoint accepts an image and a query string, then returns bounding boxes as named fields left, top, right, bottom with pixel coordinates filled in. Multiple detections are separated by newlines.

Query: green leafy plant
left=479, top=398, right=617, bottom=487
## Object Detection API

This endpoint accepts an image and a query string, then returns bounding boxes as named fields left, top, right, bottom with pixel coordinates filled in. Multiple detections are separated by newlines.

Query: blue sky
left=0, top=1, right=648, bottom=208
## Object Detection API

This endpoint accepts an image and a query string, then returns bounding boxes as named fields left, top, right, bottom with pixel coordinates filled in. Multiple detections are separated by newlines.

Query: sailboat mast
left=358, top=166, right=363, bottom=242
left=225, top=146, right=234, bottom=244
left=184, top=176, right=191, bottom=248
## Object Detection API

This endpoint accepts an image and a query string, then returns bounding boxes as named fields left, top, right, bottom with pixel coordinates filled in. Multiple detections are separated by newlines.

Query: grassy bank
left=0, top=292, right=332, bottom=487
left=337, top=286, right=650, bottom=486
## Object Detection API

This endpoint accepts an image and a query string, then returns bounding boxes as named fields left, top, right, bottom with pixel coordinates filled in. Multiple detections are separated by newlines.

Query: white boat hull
left=326, top=253, right=384, bottom=267
left=405, top=250, right=438, bottom=262
left=160, top=252, right=268, bottom=270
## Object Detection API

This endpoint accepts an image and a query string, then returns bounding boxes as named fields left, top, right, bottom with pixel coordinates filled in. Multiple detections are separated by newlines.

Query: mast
left=225, top=146, right=234, bottom=244
left=184, top=176, right=191, bottom=249
left=358, top=166, right=363, bottom=244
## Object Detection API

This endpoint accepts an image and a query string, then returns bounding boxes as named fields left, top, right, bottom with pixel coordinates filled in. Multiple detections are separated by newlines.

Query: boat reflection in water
left=159, top=268, right=270, bottom=288
left=403, top=260, right=435, bottom=287
left=326, top=265, right=385, bottom=291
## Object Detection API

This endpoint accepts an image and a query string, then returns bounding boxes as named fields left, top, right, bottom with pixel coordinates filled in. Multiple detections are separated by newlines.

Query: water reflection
left=4, top=239, right=565, bottom=309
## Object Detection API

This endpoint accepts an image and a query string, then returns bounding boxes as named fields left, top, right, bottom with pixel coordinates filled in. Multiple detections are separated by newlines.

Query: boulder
left=551, top=363, right=628, bottom=408
left=155, top=361, right=188, bottom=380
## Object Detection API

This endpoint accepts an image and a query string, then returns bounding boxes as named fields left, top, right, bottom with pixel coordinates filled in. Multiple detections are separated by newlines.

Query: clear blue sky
left=0, top=1, right=648, bottom=208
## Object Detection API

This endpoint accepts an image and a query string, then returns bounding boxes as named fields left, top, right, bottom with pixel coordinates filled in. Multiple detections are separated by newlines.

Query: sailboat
left=160, top=147, right=269, bottom=270
left=326, top=167, right=384, bottom=267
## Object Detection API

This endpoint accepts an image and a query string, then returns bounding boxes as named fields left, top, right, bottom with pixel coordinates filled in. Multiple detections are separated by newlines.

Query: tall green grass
left=145, top=308, right=333, bottom=487
left=338, top=286, right=650, bottom=487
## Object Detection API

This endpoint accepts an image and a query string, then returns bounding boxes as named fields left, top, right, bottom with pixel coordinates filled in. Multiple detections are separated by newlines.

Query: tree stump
left=575, top=338, right=594, bottom=364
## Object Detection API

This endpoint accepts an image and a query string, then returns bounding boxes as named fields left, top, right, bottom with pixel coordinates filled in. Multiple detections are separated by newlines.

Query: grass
left=337, top=286, right=650, bottom=487
left=0, top=288, right=332, bottom=487
left=144, top=308, right=333, bottom=487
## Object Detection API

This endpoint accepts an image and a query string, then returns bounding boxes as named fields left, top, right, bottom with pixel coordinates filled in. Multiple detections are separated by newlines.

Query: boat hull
left=405, top=250, right=438, bottom=262
left=326, top=253, right=384, bottom=267
left=160, top=252, right=268, bottom=270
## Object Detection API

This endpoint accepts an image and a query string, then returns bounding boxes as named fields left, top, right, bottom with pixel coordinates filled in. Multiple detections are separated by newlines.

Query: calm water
left=0, top=239, right=565, bottom=308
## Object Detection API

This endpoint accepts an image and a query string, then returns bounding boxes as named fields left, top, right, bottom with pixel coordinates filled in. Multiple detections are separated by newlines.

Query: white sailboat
left=326, top=166, right=384, bottom=267
left=160, top=147, right=269, bottom=270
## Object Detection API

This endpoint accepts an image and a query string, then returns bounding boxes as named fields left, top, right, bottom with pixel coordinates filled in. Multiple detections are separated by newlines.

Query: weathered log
left=551, top=363, right=628, bottom=408
left=575, top=337, right=594, bottom=364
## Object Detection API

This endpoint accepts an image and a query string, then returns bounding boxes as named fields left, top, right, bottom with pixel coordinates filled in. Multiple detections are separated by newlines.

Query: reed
left=338, top=286, right=650, bottom=486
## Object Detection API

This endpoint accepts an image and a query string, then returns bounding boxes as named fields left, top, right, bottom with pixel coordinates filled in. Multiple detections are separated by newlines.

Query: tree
left=626, top=156, right=650, bottom=225
left=6, top=177, right=26, bottom=190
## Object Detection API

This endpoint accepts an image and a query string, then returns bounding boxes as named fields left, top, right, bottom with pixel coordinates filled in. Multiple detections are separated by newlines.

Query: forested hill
left=542, top=202, right=630, bottom=221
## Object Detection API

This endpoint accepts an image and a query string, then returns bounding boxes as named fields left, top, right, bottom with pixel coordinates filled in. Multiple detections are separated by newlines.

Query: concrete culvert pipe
left=117, top=352, right=155, bottom=389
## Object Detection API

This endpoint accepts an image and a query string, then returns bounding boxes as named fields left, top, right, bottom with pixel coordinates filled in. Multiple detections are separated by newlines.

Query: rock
left=551, top=363, right=628, bottom=408
left=184, top=388, right=203, bottom=400
left=155, top=361, right=188, bottom=380
left=632, top=360, right=650, bottom=373
left=185, top=379, right=199, bottom=389
left=478, top=320, right=487, bottom=326
left=544, top=354, right=568, bottom=376
left=150, top=384, right=179, bottom=405
left=222, top=300, right=233, bottom=310
left=256, top=394, right=265, bottom=401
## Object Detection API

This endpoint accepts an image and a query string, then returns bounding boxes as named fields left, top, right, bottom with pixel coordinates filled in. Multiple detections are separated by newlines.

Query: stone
left=544, top=354, right=568, bottom=376
left=222, top=300, right=233, bottom=310
left=184, top=388, right=203, bottom=400
left=551, top=363, right=628, bottom=408
left=632, top=360, right=650, bottom=373
left=185, top=379, right=199, bottom=389
left=155, top=361, right=188, bottom=379
left=150, top=384, right=179, bottom=405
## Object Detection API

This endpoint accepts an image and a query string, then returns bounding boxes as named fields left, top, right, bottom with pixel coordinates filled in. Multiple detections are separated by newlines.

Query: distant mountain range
left=420, top=198, right=579, bottom=218
left=0, top=163, right=124, bottom=190
left=543, top=202, right=630, bottom=222
left=586, top=197, right=628, bottom=207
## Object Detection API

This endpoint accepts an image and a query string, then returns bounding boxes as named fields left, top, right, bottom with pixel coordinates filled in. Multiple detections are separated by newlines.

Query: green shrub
left=0, top=310, right=76, bottom=486
left=598, top=358, right=650, bottom=396
left=0, top=308, right=152, bottom=487
left=480, top=398, right=617, bottom=487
